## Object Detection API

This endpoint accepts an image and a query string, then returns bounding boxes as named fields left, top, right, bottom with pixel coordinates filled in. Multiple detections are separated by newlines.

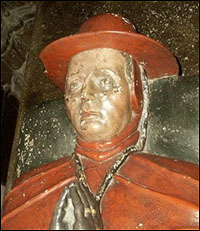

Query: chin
left=77, top=122, right=112, bottom=142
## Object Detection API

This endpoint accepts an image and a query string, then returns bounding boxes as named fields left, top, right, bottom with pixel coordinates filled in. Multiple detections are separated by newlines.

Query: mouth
left=80, top=111, right=100, bottom=127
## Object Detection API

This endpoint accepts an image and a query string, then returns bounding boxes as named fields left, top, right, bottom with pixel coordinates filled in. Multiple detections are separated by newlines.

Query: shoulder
left=3, top=156, right=76, bottom=216
left=119, top=153, right=199, bottom=181
left=116, top=152, right=199, bottom=206
left=14, top=155, right=75, bottom=187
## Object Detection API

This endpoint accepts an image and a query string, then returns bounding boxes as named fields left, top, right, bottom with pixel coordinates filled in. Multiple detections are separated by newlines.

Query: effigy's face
left=65, top=48, right=133, bottom=142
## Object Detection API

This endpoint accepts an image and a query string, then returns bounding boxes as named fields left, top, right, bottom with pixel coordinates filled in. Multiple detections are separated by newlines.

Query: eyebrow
left=94, top=69, right=121, bottom=82
left=67, top=74, right=86, bottom=83
left=67, top=68, right=121, bottom=85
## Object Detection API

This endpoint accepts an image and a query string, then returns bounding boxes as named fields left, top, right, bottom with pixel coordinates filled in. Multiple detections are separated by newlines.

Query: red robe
left=1, top=151, right=199, bottom=230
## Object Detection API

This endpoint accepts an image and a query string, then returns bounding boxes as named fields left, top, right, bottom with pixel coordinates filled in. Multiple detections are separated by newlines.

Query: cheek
left=64, top=99, right=71, bottom=119
left=65, top=99, right=80, bottom=122
left=100, top=95, right=127, bottom=121
left=110, top=91, right=130, bottom=109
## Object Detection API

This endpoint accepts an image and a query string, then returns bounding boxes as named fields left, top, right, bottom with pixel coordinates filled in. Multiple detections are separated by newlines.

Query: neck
left=75, top=111, right=142, bottom=162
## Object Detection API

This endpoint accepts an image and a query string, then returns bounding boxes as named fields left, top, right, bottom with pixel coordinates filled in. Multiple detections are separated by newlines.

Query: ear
left=131, top=59, right=143, bottom=113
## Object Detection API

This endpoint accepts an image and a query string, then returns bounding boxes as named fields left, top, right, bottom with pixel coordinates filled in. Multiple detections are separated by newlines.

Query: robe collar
left=75, top=111, right=141, bottom=162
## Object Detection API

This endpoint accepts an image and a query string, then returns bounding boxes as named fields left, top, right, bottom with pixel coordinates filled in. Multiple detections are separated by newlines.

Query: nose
left=80, top=82, right=95, bottom=101
left=81, top=98, right=91, bottom=112
left=80, top=83, right=96, bottom=111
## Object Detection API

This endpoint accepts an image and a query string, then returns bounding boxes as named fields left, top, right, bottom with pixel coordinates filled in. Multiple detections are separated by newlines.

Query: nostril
left=80, top=94, right=85, bottom=100
left=81, top=99, right=90, bottom=111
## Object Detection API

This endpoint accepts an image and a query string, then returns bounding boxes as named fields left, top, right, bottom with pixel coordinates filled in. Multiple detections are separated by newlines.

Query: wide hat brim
left=40, top=31, right=179, bottom=92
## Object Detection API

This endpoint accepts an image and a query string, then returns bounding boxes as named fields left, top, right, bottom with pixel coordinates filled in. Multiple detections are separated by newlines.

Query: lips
left=81, top=111, right=99, bottom=117
left=80, top=111, right=100, bottom=127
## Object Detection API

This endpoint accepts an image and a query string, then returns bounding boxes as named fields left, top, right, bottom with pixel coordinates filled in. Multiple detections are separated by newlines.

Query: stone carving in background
left=1, top=1, right=36, bottom=99
left=1, top=1, right=37, bottom=212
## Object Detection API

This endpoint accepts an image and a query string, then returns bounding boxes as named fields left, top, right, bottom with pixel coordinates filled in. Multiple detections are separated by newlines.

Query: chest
left=83, top=164, right=198, bottom=230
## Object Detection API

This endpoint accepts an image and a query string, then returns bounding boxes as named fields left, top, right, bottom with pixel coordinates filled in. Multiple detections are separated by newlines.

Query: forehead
left=67, top=48, right=127, bottom=78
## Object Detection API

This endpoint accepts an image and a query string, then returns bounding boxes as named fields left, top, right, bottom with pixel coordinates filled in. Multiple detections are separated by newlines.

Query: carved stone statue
left=1, top=14, right=199, bottom=230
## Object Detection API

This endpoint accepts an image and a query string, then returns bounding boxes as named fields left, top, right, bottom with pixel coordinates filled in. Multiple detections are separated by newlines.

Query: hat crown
left=79, top=13, right=137, bottom=34
left=40, top=13, right=179, bottom=94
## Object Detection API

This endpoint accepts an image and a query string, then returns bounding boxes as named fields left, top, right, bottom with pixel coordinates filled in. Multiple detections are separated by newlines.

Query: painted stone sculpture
left=1, top=14, right=199, bottom=230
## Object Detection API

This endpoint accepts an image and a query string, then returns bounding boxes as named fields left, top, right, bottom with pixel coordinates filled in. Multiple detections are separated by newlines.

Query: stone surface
left=145, top=75, right=199, bottom=163
left=1, top=88, right=19, bottom=185
left=15, top=99, right=76, bottom=177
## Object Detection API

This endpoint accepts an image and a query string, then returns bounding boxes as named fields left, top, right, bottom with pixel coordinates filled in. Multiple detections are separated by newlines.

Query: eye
left=99, top=77, right=112, bottom=91
left=69, top=80, right=82, bottom=92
